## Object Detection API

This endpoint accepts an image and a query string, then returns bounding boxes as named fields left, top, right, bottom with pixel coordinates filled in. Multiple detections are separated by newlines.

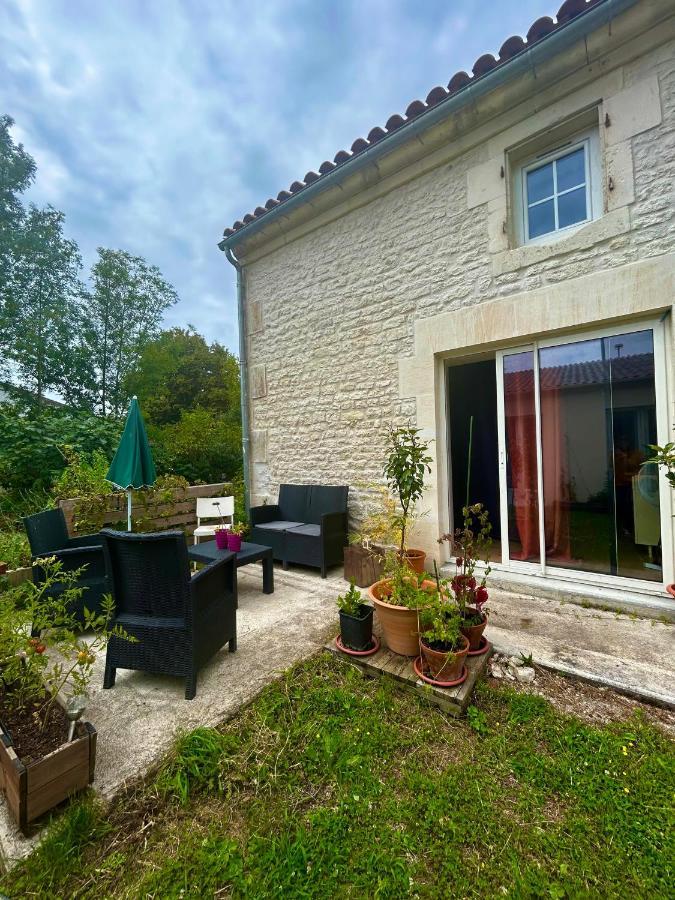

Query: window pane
left=558, top=187, right=587, bottom=228
left=503, top=352, right=540, bottom=563
left=538, top=329, right=661, bottom=581
left=528, top=199, right=555, bottom=238
left=526, top=162, right=554, bottom=203
left=556, top=147, right=586, bottom=191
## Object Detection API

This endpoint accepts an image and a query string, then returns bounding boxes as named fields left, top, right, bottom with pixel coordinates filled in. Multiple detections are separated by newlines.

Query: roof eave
left=218, top=0, right=638, bottom=254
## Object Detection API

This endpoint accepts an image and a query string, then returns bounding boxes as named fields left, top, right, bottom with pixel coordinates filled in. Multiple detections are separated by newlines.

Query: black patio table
left=188, top=539, right=274, bottom=594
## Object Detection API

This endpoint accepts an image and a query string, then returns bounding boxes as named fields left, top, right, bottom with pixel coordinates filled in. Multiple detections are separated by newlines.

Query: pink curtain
left=541, top=385, right=571, bottom=561
left=504, top=366, right=571, bottom=562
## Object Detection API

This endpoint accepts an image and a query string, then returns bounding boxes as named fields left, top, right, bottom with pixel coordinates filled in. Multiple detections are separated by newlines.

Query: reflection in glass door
left=497, top=328, right=663, bottom=582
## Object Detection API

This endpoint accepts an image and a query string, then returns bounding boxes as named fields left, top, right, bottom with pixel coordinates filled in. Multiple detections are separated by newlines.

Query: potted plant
left=337, top=580, right=373, bottom=651
left=212, top=501, right=231, bottom=550
left=439, top=503, right=492, bottom=650
left=644, top=443, right=674, bottom=597
left=417, top=600, right=469, bottom=681
left=368, top=556, right=440, bottom=656
left=227, top=521, right=247, bottom=553
left=0, top=557, right=133, bottom=832
left=344, top=485, right=400, bottom=587
left=382, top=425, right=433, bottom=574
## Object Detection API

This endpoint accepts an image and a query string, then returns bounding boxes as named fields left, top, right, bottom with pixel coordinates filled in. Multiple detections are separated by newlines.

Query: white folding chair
left=193, top=496, right=234, bottom=544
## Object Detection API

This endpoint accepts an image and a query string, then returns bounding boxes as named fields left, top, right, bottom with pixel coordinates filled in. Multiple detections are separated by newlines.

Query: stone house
left=219, top=0, right=675, bottom=617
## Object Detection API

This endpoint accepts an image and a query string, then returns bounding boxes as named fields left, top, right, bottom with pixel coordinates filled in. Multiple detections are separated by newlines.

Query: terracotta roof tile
left=223, top=0, right=604, bottom=239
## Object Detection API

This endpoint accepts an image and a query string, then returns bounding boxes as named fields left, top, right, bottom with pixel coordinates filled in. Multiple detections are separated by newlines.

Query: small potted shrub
left=337, top=581, right=373, bottom=651
left=382, top=425, right=433, bottom=574
left=439, top=503, right=492, bottom=650
left=368, top=556, right=440, bottom=656
left=344, top=486, right=398, bottom=587
left=0, top=557, right=133, bottom=832
left=418, top=601, right=469, bottom=681
left=227, top=521, right=247, bottom=553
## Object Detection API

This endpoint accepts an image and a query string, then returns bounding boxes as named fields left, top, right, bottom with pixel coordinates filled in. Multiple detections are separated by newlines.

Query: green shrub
left=0, top=528, right=30, bottom=569
left=0, top=402, right=122, bottom=492
left=51, top=448, right=114, bottom=501
left=149, top=408, right=242, bottom=485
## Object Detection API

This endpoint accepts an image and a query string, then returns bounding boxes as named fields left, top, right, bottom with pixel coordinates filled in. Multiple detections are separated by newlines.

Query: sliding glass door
left=496, top=324, right=669, bottom=584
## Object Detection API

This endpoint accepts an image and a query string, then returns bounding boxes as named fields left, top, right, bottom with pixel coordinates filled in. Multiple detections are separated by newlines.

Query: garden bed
left=2, top=653, right=672, bottom=898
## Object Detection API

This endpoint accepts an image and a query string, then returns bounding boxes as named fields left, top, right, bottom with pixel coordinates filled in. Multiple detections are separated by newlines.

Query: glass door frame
left=494, top=318, right=673, bottom=591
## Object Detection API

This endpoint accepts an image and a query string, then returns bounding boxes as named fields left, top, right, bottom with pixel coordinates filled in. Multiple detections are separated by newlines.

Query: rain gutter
left=224, top=247, right=251, bottom=512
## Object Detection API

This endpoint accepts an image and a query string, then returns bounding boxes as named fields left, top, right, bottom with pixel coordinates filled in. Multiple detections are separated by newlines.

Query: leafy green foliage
left=0, top=558, right=134, bottom=721
left=124, top=326, right=241, bottom=427
left=647, top=442, right=675, bottom=489
left=0, top=527, right=30, bottom=569
left=336, top=580, right=364, bottom=616
left=382, top=425, right=432, bottom=555
left=382, top=555, right=438, bottom=610
left=418, top=599, right=462, bottom=650
left=86, top=248, right=179, bottom=416
left=51, top=448, right=114, bottom=502
left=7, top=205, right=84, bottom=405
left=466, top=704, right=489, bottom=735
left=0, top=402, right=122, bottom=491
left=150, top=407, right=242, bottom=485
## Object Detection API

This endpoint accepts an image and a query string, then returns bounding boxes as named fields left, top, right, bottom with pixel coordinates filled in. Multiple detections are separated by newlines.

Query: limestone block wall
left=240, top=33, right=675, bottom=558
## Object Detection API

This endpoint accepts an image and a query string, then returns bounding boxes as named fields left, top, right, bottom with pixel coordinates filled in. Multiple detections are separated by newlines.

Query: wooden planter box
left=0, top=721, right=96, bottom=833
left=343, top=545, right=384, bottom=588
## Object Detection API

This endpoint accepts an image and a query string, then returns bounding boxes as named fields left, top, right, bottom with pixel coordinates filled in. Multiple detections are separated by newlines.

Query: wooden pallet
left=325, top=637, right=492, bottom=716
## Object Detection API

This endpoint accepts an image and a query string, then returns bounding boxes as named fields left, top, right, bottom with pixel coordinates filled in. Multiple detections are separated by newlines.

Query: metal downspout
left=224, top=247, right=251, bottom=512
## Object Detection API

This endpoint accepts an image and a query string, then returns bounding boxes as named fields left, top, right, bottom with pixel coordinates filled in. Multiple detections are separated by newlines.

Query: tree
left=124, top=326, right=241, bottom=426
left=0, top=115, right=36, bottom=379
left=86, top=249, right=179, bottom=416
left=8, top=205, right=84, bottom=405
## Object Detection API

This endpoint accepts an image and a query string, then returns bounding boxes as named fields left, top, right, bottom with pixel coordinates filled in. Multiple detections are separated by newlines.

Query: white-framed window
left=514, top=127, right=601, bottom=245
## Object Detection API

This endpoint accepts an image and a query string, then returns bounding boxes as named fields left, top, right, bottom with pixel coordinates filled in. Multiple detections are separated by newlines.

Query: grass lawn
left=2, top=654, right=673, bottom=898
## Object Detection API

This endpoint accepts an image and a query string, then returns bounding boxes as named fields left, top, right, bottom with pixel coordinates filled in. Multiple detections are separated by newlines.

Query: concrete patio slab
left=1, top=563, right=672, bottom=867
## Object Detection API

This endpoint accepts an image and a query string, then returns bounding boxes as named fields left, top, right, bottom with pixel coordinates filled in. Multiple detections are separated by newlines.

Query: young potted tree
left=368, top=557, right=440, bottom=656
left=382, top=425, right=433, bottom=574
left=439, top=503, right=492, bottom=651
left=0, top=558, right=133, bottom=832
left=417, top=600, right=469, bottom=681
left=336, top=581, right=374, bottom=652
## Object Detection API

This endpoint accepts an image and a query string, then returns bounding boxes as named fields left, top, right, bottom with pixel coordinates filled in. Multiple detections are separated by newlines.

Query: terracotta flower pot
left=214, top=529, right=229, bottom=550
left=420, top=634, right=469, bottom=680
left=460, top=607, right=488, bottom=651
left=368, top=577, right=437, bottom=656
left=666, top=584, right=675, bottom=599
left=397, top=549, right=426, bottom=575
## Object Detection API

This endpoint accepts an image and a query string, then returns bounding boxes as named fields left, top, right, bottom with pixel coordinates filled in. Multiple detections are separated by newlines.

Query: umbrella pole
left=127, top=490, right=132, bottom=532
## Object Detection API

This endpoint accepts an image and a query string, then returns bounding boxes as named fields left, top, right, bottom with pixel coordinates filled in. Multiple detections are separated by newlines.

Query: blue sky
left=1, top=0, right=557, bottom=354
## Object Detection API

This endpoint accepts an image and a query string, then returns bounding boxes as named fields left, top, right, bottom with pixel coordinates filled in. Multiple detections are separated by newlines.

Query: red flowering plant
left=438, top=502, right=492, bottom=627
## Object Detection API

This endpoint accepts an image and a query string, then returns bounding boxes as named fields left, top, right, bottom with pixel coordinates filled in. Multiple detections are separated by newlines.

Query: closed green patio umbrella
left=106, top=396, right=157, bottom=531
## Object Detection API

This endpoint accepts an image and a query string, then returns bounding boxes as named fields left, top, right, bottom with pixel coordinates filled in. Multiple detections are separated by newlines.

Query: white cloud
left=0, top=0, right=557, bottom=351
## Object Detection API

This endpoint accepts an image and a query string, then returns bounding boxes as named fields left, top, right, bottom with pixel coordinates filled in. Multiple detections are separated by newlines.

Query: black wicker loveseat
left=250, top=484, right=348, bottom=578
left=23, top=507, right=107, bottom=627
left=100, top=529, right=237, bottom=700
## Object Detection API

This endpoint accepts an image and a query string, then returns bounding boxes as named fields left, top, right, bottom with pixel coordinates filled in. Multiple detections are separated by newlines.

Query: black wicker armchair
left=250, top=485, right=348, bottom=577
left=23, top=508, right=107, bottom=626
left=100, top=529, right=237, bottom=700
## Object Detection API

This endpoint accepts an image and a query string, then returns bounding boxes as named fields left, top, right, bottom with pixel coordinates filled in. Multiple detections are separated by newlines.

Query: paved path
left=486, top=589, right=674, bottom=708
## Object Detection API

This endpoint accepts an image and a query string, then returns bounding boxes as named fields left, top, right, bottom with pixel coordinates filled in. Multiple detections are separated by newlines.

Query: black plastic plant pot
left=339, top=605, right=374, bottom=651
